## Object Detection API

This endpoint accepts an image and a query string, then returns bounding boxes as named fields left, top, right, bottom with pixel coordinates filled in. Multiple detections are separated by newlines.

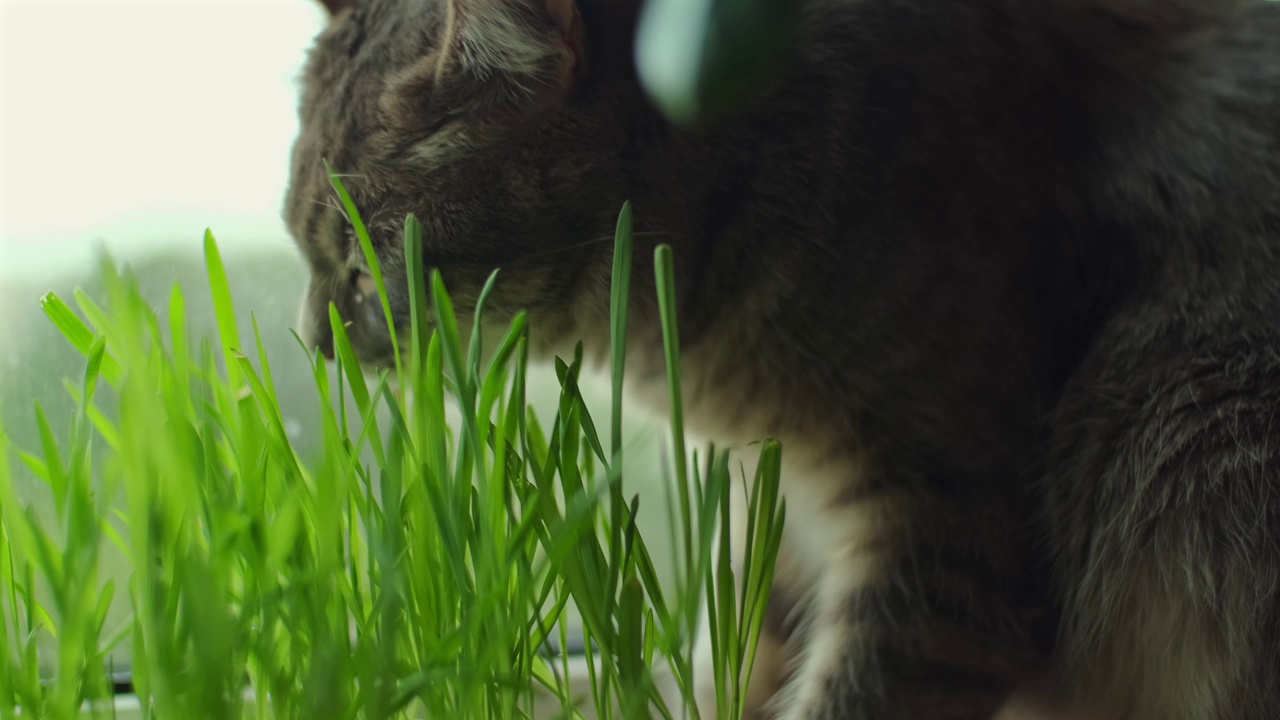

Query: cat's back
left=1082, top=0, right=1280, bottom=338
left=699, top=0, right=1280, bottom=448
left=800, top=0, right=1280, bottom=320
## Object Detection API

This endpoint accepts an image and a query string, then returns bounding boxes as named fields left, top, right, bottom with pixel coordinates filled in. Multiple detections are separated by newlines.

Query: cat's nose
left=297, top=283, right=336, bottom=361
left=297, top=270, right=394, bottom=365
left=304, top=315, right=336, bottom=361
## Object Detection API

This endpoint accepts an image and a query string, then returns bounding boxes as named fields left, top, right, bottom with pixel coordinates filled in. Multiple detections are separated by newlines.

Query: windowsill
left=69, top=655, right=676, bottom=719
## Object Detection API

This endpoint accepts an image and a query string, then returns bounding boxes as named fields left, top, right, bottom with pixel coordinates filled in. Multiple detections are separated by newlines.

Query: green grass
left=0, top=181, right=785, bottom=720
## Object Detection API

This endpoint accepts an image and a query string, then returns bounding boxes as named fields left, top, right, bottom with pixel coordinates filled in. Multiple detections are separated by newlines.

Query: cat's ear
left=317, top=0, right=355, bottom=17
left=443, top=0, right=584, bottom=75
left=435, top=0, right=585, bottom=97
left=380, top=0, right=585, bottom=132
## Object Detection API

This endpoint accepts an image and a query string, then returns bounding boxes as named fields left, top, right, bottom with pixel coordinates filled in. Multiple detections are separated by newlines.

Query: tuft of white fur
left=456, top=3, right=563, bottom=81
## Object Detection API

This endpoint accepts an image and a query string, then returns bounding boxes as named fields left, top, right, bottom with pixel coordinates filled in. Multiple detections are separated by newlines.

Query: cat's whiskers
left=307, top=197, right=351, bottom=225
left=520, top=230, right=682, bottom=261
left=304, top=271, right=343, bottom=308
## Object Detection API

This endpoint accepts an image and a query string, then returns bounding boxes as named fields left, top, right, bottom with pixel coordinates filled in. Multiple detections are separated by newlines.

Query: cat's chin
left=993, top=674, right=1125, bottom=720
left=356, top=356, right=399, bottom=375
left=346, top=356, right=403, bottom=395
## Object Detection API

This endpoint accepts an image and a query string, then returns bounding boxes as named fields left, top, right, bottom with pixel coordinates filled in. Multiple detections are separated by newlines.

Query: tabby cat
left=282, top=0, right=1280, bottom=717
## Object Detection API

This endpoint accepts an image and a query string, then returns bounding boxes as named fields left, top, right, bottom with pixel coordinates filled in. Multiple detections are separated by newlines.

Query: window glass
left=1, top=0, right=675, bottom=680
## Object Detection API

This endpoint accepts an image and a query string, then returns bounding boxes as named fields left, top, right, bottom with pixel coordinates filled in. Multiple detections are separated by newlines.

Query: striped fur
left=283, top=1, right=1280, bottom=718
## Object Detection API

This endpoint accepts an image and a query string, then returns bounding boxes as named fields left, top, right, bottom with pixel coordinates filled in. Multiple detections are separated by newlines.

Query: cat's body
left=283, top=0, right=1280, bottom=718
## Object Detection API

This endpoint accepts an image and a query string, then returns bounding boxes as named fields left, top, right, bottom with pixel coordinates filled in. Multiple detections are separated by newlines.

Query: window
left=0, top=1, right=678, bottom=707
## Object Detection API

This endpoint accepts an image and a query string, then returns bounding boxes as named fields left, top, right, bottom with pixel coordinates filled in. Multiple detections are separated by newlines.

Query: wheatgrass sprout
left=0, top=180, right=784, bottom=720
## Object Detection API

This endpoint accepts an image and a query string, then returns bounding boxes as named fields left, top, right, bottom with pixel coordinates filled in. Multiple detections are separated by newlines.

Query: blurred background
left=0, top=0, right=672, bottom=679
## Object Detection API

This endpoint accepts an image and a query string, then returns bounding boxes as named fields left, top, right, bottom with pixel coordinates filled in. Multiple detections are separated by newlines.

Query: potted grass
left=0, top=181, right=785, bottom=720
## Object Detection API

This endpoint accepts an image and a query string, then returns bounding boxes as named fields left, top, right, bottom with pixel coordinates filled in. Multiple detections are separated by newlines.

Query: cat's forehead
left=296, top=1, right=447, bottom=151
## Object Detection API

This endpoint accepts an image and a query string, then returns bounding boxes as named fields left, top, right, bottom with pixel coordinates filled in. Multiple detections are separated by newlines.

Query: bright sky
left=0, top=0, right=329, bottom=274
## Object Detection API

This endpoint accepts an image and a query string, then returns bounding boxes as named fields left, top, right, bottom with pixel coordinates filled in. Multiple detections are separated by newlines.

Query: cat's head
left=284, top=0, right=647, bottom=366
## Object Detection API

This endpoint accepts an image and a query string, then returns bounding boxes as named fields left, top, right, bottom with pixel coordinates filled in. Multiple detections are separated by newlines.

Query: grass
left=0, top=179, right=786, bottom=720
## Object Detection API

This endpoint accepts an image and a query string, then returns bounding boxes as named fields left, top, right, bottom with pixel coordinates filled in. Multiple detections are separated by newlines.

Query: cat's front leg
left=774, top=479, right=1044, bottom=720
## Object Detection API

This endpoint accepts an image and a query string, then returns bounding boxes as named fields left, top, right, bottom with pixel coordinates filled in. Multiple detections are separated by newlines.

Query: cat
left=281, top=0, right=1280, bottom=718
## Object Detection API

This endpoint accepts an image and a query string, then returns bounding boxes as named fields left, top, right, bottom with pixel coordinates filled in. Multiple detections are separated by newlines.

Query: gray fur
left=283, top=0, right=1280, bottom=717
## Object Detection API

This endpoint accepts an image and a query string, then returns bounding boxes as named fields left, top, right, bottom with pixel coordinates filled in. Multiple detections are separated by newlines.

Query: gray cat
left=282, top=0, right=1280, bottom=718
